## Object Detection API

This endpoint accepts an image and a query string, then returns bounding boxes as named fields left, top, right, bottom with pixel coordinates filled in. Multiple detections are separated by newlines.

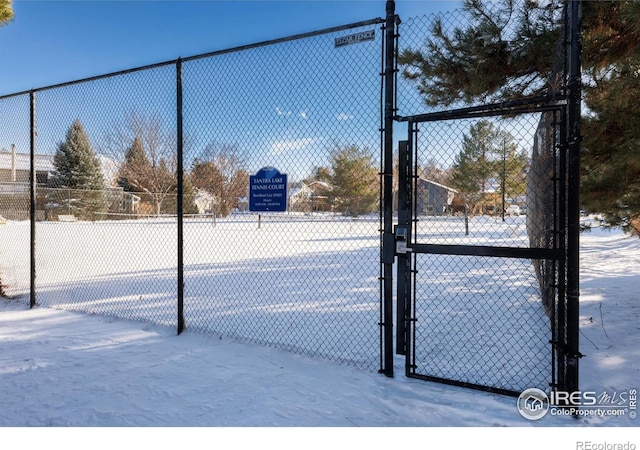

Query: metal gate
left=381, top=1, right=582, bottom=396
left=395, top=103, right=565, bottom=395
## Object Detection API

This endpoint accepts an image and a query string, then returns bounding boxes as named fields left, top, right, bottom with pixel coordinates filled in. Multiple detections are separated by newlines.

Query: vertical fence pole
left=396, top=139, right=411, bottom=357
left=176, top=58, right=185, bottom=334
left=565, top=0, right=582, bottom=395
left=381, top=0, right=396, bottom=377
left=29, top=91, right=36, bottom=309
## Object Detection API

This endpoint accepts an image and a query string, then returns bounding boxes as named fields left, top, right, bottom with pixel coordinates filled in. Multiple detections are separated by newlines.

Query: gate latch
left=395, top=225, right=411, bottom=255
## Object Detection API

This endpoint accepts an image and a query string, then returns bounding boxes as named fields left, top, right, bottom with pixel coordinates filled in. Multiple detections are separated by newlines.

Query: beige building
left=0, top=144, right=54, bottom=184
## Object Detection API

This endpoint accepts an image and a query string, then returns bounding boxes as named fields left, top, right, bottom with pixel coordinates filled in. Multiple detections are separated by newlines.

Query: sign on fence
left=249, top=167, right=288, bottom=212
left=334, top=30, right=375, bottom=48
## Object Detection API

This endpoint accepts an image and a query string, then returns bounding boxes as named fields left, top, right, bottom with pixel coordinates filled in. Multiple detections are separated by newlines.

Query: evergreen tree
left=180, top=173, right=199, bottom=215
left=156, top=172, right=198, bottom=215
left=102, top=113, right=179, bottom=216
left=52, top=120, right=106, bottom=219
left=452, top=121, right=500, bottom=197
left=54, top=120, right=105, bottom=190
left=118, top=135, right=178, bottom=216
left=329, top=145, right=378, bottom=216
left=0, top=0, right=13, bottom=26
left=580, top=2, right=640, bottom=232
left=399, top=0, right=640, bottom=233
left=451, top=120, right=522, bottom=214
left=118, top=136, right=150, bottom=193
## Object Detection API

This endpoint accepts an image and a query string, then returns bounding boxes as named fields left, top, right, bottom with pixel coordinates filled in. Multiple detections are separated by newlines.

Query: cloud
left=336, top=113, right=354, bottom=121
left=275, top=106, right=291, bottom=117
left=300, top=111, right=308, bottom=120
left=270, top=138, right=316, bottom=155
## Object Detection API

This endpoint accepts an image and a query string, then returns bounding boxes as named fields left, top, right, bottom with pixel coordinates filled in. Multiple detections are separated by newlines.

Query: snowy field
left=0, top=215, right=639, bottom=444
left=1, top=214, right=552, bottom=392
left=1, top=214, right=384, bottom=370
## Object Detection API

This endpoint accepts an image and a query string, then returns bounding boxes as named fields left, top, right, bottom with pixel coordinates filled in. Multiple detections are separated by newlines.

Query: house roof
left=290, top=180, right=333, bottom=199
left=0, top=151, right=55, bottom=173
left=306, top=180, right=332, bottom=191
left=418, top=178, right=458, bottom=193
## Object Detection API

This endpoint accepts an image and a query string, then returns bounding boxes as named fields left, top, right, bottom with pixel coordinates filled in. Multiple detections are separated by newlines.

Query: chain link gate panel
left=396, top=108, right=565, bottom=396
left=389, top=1, right=581, bottom=396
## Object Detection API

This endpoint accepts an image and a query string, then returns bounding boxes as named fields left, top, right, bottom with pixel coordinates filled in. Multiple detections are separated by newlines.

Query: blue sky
left=0, top=1, right=464, bottom=183
left=0, top=1, right=458, bottom=95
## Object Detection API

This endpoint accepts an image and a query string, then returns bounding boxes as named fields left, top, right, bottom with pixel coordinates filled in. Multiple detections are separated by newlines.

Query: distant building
left=415, top=178, right=458, bottom=215
left=0, top=145, right=143, bottom=220
left=0, top=145, right=54, bottom=184
left=289, top=180, right=333, bottom=212
left=194, top=189, right=218, bottom=215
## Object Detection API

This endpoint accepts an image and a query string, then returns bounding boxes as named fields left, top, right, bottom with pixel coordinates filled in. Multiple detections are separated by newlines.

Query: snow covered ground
left=0, top=217, right=638, bottom=446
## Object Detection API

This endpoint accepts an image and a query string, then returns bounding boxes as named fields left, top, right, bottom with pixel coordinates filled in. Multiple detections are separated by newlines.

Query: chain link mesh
left=0, top=5, right=572, bottom=392
left=0, top=21, right=385, bottom=372
left=0, top=94, right=32, bottom=298
left=181, top=23, right=384, bottom=369
left=29, top=65, right=178, bottom=326
left=405, top=115, right=556, bottom=393
left=397, top=7, right=563, bottom=393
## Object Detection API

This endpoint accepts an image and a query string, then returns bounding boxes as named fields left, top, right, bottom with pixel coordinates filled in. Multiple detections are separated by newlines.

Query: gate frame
left=397, top=100, right=566, bottom=397
left=383, top=0, right=582, bottom=397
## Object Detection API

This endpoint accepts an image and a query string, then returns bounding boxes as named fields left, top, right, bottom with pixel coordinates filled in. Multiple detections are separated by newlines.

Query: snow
left=0, top=216, right=639, bottom=446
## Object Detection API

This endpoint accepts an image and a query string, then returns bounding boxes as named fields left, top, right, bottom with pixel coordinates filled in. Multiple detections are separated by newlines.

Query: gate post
left=381, top=0, right=397, bottom=377
left=565, top=0, right=582, bottom=396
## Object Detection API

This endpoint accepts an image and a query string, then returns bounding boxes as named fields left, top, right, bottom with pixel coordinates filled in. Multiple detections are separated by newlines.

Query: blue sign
left=249, top=167, right=288, bottom=212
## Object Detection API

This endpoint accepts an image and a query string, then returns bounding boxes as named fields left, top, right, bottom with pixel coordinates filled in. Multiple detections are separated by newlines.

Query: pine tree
left=399, top=0, right=640, bottom=232
left=54, top=120, right=105, bottom=190
left=0, top=0, right=13, bottom=26
left=118, top=136, right=150, bottom=193
left=451, top=120, right=522, bottom=215
left=329, top=145, right=378, bottom=216
left=580, top=2, right=640, bottom=233
left=116, top=135, right=177, bottom=216
left=52, top=120, right=106, bottom=219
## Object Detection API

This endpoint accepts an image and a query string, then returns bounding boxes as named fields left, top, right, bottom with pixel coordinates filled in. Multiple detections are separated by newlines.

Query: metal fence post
left=176, top=58, right=185, bottom=334
left=29, top=90, right=36, bottom=309
left=381, top=0, right=396, bottom=377
left=565, top=0, right=582, bottom=396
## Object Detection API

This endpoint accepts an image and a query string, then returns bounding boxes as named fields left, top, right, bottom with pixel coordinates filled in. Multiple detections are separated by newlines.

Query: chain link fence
left=0, top=94, right=32, bottom=298
left=1, top=2, right=580, bottom=394
left=0, top=19, right=386, bottom=371
left=180, top=23, right=384, bottom=367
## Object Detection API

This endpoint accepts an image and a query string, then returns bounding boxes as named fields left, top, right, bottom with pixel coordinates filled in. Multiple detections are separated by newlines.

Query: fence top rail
left=0, top=17, right=385, bottom=100
left=396, top=95, right=567, bottom=123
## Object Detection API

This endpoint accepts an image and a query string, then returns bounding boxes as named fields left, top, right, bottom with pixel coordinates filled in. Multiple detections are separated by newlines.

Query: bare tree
left=100, top=112, right=177, bottom=216
left=191, top=143, right=248, bottom=217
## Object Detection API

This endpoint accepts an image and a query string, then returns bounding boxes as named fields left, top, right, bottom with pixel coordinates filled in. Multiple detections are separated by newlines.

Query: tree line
left=44, top=115, right=529, bottom=220
left=46, top=117, right=381, bottom=219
